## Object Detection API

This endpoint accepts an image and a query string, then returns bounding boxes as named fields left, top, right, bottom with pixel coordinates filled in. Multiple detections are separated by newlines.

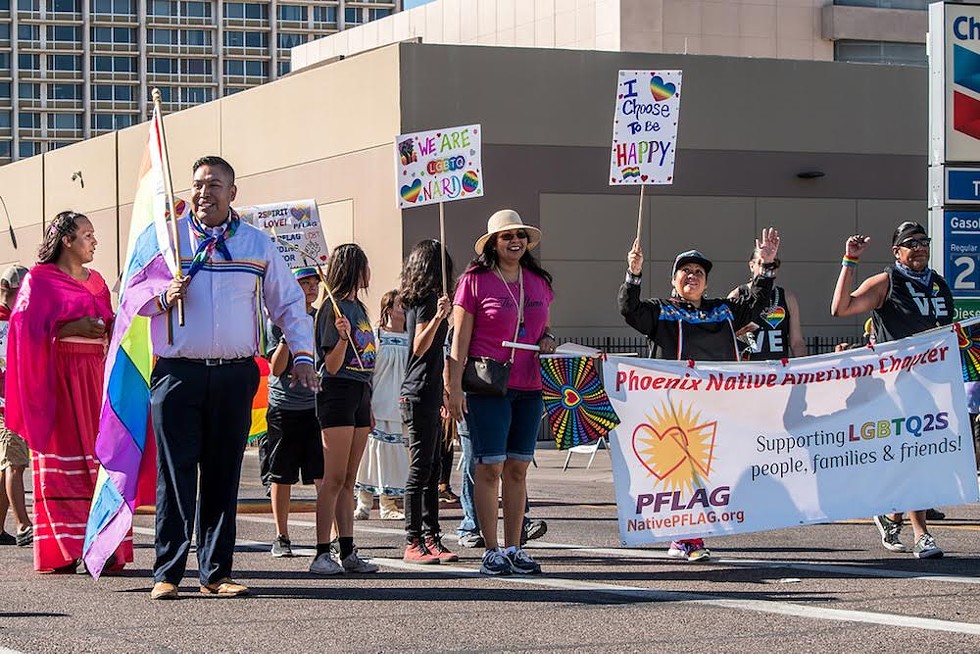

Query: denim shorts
left=465, top=389, right=543, bottom=465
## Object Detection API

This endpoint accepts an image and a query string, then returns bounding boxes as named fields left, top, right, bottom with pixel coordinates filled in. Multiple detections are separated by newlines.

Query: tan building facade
left=0, top=41, right=929, bottom=344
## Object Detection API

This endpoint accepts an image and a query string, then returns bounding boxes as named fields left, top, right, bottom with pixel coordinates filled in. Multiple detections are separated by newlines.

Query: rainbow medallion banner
left=541, top=356, right=619, bottom=450
left=603, top=328, right=978, bottom=546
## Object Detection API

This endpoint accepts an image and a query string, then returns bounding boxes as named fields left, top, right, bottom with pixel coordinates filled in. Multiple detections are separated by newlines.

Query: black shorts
left=259, top=406, right=324, bottom=486
left=316, top=377, right=372, bottom=429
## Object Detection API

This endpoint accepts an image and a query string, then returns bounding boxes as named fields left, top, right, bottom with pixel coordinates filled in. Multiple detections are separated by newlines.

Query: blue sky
left=403, top=0, right=434, bottom=8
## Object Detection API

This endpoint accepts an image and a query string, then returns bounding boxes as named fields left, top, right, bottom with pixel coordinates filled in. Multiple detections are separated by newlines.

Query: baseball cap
left=672, top=250, right=713, bottom=276
left=292, top=266, right=319, bottom=281
left=0, top=265, right=29, bottom=289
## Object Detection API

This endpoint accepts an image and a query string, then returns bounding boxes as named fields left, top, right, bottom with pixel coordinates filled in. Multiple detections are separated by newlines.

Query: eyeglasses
left=898, top=237, right=931, bottom=250
left=498, top=230, right=529, bottom=241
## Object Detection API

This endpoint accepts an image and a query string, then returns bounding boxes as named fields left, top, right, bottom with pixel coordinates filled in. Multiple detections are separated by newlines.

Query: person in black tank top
left=728, top=248, right=806, bottom=360
left=830, top=221, right=950, bottom=560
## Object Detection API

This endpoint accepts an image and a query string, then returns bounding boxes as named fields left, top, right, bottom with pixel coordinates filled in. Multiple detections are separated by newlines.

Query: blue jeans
left=465, top=389, right=543, bottom=465
left=456, top=419, right=479, bottom=537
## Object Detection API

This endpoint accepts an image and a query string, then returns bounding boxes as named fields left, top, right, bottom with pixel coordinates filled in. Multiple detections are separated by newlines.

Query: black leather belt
left=167, top=356, right=253, bottom=367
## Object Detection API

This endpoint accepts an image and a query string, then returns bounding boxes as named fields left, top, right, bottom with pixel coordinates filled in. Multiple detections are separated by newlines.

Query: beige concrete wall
left=293, top=0, right=844, bottom=70
left=822, top=5, right=927, bottom=44
left=0, top=44, right=403, bottom=321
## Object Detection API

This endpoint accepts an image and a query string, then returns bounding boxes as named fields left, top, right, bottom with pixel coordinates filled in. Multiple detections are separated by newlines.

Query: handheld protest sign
left=238, top=199, right=329, bottom=271
left=609, top=71, right=683, bottom=241
left=396, top=123, right=484, bottom=294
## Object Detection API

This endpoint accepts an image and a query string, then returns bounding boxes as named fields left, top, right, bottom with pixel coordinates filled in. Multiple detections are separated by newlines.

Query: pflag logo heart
left=650, top=75, right=676, bottom=102
left=400, top=178, right=422, bottom=203
left=631, top=401, right=716, bottom=491
left=763, top=306, right=785, bottom=329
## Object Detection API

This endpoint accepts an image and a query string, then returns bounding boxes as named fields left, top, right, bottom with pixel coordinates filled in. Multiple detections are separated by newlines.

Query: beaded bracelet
left=842, top=255, right=859, bottom=268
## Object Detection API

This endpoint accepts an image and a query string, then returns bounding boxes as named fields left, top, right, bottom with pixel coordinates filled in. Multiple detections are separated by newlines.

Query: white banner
left=237, top=199, right=329, bottom=270
left=604, top=329, right=978, bottom=546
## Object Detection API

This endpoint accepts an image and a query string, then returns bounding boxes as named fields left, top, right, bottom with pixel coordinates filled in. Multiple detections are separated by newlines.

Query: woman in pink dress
left=6, top=210, right=132, bottom=573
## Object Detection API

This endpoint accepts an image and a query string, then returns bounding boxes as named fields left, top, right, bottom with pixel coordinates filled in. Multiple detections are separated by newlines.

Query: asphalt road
left=3, top=446, right=980, bottom=653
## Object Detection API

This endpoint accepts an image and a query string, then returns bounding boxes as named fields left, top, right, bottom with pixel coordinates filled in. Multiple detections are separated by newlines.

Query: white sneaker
left=353, top=506, right=371, bottom=521
left=341, top=551, right=379, bottom=573
left=309, top=552, right=344, bottom=575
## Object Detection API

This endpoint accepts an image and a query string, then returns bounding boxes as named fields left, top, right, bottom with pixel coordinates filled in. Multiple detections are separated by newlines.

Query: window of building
left=17, top=54, right=40, bottom=70
left=94, top=0, right=136, bottom=15
left=0, top=142, right=10, bottom=159
left=47, top=25, right=81, bottom=42
left=369, top=8, right=392, bottom=20
left=832, top=0, right=929, bottom=9
left=834, top=40, right=926, bottom=66
left=148, top=0, right=176, bottom=16
left=225, top=87, right=246, bottom=95
left=18, top=112, right=40, bottom=129
left=224, top=30, right=267, bottom=48
left=0, top=83, right=9, bottom=99
left=48, top=55, right=82, bottom=71
left=312, top=6, right=337, bottom=23
left=277, top=60, right=290, bottom=76
left=225, top=2, right=267, bottom=20
left=149, top=57, right=178, bottom=73
left=181, top=29, right=210, bottom=46
left=278, top=33, right=304, bottom=49
left=181, top=1, right=210, bottom=17
left=181, top=58, right=211, bottom=74
left=92, top=27, right=136, bottom=43
left=18, top=82, right=40, bottom=99
left=277, top=4, right=306, bottom=22
left=180, top=87, right=212, bottom=103
left=223, top=59, right=267, bottom=77
left=93, top=55, right=137, bottom=72
left=17, top=24, right=39, bottom=41
left=0, top=1, right=7, bottom=9
left=0, top=54, right=8, bottom=70
left=0, top=113, right=10, bottom=128
left=153, top=87, right=174, bottom=102
left=16, top=0, right=35, bottom=11
left=92, top=113, right=135, bottom=130
left=93, top=84, right=135, bottom=101
left=19, top=141, right=40, bottom=158
left=0, top=24, right=10, bottom=41
left=49, top=83, right=81, bottom=100
left=345, top=7, right=361, bottom=25
left=149, top=29, right=178, bottom=45
left=48, top=0, right=80, bottom=13
left=48, top=113, right=82, bottom=130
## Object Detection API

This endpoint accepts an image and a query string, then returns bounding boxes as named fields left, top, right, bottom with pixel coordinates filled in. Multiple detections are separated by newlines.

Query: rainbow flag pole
left=82, top=106, right=186, bottom=578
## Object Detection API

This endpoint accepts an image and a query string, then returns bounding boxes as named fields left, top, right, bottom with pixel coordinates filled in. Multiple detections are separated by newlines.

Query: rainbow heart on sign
left=650, top=75, right=676, bottom=102
left=290, top=206, right=310, bottom=221
left=462, top=170, right=480, bottom=194
left=400, top=178, right=422, bottom=203
left=763, top=306, right=785, bottom=329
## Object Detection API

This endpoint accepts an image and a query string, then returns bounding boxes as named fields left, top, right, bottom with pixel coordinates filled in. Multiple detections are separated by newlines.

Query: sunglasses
left=498, top=230, right=529, bottom=241
left=897, top=237, right=931, bottom=250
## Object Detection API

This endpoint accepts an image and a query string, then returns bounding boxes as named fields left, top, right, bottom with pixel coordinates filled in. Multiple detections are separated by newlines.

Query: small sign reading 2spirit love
left=238, top=199, right=330, bottom=270
left=395, top=124, right=484, bottom=209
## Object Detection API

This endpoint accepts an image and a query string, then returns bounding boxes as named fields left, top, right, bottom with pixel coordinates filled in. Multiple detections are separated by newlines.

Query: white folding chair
left=562, top=436, right=610, bottom=471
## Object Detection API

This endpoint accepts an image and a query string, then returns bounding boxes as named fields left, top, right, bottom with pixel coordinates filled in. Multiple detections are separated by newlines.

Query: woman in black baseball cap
left=619, top=229, right=781, bottom=562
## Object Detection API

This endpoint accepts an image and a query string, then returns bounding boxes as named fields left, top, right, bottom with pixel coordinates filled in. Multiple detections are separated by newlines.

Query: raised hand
left=756, top=228, right=780, bottom=263
left=627, top=238, right=644, bottom=275
left=844, top=234, right=871, bottom=258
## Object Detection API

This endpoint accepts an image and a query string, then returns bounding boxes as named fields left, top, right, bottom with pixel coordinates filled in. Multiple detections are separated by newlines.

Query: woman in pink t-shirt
left=448, top=210, right=555, bottom=576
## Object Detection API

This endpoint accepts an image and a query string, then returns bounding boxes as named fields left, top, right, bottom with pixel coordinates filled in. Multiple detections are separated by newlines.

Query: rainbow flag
left=541, top=356, right=620, bottom=450
left=249, top=356, right=270, bottom=444
left=82, top=108, right=185, bottom=578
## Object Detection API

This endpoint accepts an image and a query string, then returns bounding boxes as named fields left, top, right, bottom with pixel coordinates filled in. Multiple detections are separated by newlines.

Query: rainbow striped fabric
left=82, top=107, right=184, bottom=578
left=249, top=356, right=270, bottom=444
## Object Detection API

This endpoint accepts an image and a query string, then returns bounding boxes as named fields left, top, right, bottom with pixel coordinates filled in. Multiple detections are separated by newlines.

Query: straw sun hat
left=473, top=209, right=542, bottom=254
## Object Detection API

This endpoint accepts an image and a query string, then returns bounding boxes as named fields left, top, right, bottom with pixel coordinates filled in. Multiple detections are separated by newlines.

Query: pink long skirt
left=32, top=340, right=133, bottom=572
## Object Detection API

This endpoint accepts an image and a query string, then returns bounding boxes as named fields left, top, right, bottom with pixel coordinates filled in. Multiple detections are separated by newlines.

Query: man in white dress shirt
left=146, top=156, right=319, bottom=600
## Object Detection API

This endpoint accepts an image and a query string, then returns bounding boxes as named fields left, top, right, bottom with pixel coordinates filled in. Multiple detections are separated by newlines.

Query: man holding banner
left=618, top=228, right=780, bottom=561
left=146, top=156, right=318, bottom=599
left=831, top=221, right=953, bottom=559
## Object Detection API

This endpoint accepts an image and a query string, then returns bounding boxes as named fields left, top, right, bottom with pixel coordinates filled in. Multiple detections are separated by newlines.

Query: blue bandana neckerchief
left=187, top=210, right=240, bottom=278
left=895, top=261, right=932, bottom=288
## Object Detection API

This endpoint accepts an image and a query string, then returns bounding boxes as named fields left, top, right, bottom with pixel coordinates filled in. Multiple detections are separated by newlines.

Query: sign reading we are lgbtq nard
left=603, top=329, right=978, bottom=546
left=238, top=199, right=329, bottom=270
left=609, top=70, right=682, bottom=185
left=396, top=124, right=483, bottom=209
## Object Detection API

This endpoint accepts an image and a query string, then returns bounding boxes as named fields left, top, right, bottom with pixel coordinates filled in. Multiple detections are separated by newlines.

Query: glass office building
left=0, top=0, right=401, bottom=163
